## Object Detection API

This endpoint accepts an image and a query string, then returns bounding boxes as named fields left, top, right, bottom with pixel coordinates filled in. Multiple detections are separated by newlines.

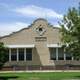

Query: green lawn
left=0, top=72, right=80, bottom=80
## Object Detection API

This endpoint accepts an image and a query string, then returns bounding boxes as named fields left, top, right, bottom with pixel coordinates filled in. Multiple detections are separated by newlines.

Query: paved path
left=0, top=70, right=80, bottom=73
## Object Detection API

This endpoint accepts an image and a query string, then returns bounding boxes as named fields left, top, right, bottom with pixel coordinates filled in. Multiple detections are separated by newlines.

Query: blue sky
left=0, top=0, right=79, bottom=36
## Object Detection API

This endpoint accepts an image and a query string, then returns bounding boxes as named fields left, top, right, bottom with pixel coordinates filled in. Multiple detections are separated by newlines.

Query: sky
left=0, top=0, right=80, bottom=36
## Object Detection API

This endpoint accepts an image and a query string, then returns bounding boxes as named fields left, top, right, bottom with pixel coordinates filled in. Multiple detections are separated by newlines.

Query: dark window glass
left=58, top=48, right=64, bottom=60
left=50, top=48, right=56, bottom=60
left=5, top=49, right=9, bottom=61
left=66, top=53, right=72, bottom=60
left=11, top=49, right=17, bottom=61
left=7, top=49, right=9, bottom=61
left=19, top=48, right=24, bottom=61
left=26, top=49, right=32, bottom=60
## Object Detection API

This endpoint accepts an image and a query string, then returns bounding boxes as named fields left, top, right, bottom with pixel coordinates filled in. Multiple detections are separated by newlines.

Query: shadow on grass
left=0, top=76, right=18, bottom=80
left=74, top=76, right=80, bottom=79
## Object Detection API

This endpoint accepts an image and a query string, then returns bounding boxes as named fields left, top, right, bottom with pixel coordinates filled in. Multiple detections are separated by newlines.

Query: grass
left=0, top=72, right=80, bottom=80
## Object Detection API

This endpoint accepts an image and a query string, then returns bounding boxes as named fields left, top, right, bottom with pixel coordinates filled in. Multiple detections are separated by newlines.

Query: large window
left=26, top=49, right=32, bottom=60
left=6, top=49, right=9, bottom=61
left=11, top=49, right=17, bottom=61
left=50, top=48, right=72, bottom=60
left=50, top=48, right=56, bottom=60
left=19, top=48, right=24, bottom=61
left=58, top=48, right=64, bottom=60
left=66, top=53, right=72, bottom=60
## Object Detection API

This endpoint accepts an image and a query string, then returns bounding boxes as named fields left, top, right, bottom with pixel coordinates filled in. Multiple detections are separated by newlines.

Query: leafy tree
left=59, top=7, right=80, bottom=60
left=0, top=42, right=8, bottom=69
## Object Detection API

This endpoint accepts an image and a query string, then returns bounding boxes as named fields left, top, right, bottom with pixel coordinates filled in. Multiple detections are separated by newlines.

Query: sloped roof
left=0, top=18, right=60, bottom=39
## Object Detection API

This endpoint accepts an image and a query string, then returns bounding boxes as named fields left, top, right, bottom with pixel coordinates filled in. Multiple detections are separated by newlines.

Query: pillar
left=17, top=48, right=19, bottom=62
left=9, top=48, right=11, bottom=62
left=64, top=53, right=66, bottom=60
left=72, top=56, right=74, bottom=60
left=24, top=48, right=26, bottom=61
left=56, top=48, right=58, bottom=60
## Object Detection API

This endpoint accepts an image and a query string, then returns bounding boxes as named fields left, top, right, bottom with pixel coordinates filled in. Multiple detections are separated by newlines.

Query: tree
left=59, top=7, right=80, bottom=60
left=0, top=42, right=8, bottom=69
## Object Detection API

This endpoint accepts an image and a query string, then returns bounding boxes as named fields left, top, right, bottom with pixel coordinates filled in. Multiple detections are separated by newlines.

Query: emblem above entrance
left=35, top=25, right=46, bottom=36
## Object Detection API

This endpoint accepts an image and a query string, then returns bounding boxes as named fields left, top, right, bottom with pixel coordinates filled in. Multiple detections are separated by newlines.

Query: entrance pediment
left=32, top=18, right=48, bottom=36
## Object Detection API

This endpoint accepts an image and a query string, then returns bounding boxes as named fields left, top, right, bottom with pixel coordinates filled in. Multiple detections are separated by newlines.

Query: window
left=58, top=48, right=64, bottom=60
left=6, top=49, right=9, bottom=61
left=66, top=53, right=72, bottom=60
left=50, top=48, right=56, bottom=60
left=11, top=49, right=17, bottom=61
left=19, top=48, right=24, bottom=61
left=26, top=49, right=32, bottom=60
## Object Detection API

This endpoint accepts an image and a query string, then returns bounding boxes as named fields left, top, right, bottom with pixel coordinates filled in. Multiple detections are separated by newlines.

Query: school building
left=0, top=18, right=80, bottom=70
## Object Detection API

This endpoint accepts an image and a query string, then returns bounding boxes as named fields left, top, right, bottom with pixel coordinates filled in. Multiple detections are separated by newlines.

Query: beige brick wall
left=0, top=18, right=62, bottom=66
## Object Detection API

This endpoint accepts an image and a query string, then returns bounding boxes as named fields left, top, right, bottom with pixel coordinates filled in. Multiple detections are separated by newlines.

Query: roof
left=0, top=18, right=60, bottom=39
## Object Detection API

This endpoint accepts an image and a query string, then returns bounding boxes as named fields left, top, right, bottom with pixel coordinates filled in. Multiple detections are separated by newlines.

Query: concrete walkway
left=0, top=70, right=80, bottom=73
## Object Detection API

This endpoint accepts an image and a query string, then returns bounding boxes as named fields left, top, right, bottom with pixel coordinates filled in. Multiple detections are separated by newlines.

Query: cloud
left=14, top=5, right=63, bottom=19
left=0, top=5, right=62, bottom=36
left=0, top=22, right=29, bottom=36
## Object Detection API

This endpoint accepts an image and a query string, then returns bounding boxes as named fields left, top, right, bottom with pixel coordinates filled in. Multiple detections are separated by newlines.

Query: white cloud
left=0, top=5, right=63, bottom=36
left=14, top=5, right=63, bottom=19
left=0, top=22, right=29, bottom=36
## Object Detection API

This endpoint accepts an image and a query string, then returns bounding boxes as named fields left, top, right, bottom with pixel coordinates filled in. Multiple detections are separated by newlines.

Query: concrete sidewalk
left=0, top=70, right=80, bottom=73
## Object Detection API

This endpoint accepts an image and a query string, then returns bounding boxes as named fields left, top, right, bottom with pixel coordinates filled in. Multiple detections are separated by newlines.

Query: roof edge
left=0, top=18, right=60, bottom=39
